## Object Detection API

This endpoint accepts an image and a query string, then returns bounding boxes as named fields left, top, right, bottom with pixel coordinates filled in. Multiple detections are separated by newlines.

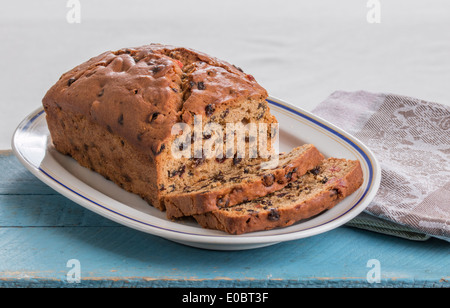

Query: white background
left=1, top=0, right=449, bottom=149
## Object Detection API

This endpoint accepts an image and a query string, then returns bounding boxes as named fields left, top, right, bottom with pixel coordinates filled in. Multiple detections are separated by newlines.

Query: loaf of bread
left=43, top=44, right=277, bottom=211
left=193, top=158, right=363, bottom=234
left=43, top=43, right=364, bottom=235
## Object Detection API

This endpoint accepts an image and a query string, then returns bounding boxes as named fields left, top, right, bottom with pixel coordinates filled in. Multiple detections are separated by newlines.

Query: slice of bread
left=193, top=158, right=363, bottom=234
left=164, top=144, right=324, bottom=218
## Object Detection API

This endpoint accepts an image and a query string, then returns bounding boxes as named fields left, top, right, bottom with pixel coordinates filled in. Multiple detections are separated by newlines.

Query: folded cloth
left=312, top=91, right=450, bottom=242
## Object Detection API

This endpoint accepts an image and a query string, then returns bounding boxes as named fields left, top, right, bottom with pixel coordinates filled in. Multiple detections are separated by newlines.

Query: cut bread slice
left=193, top=158, right=363, bottom=234
left=163, top=144, right=324, bottom=219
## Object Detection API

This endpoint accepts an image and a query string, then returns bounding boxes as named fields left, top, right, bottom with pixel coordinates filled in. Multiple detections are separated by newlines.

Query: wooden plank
left=0, top=195, right=118, bottom=227
left=0, top=151, right=55, bottom=195
left=0, top=226, right=448, bottom=287
left=1, top=152, right=449, bottom=288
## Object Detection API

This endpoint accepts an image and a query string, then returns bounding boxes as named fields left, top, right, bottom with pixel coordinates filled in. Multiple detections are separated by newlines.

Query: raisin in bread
left=193, top=158, right=364, bottom=234
left=164, top=144, right=324, bottom=219
left=42, top=44, right=277, bottom=211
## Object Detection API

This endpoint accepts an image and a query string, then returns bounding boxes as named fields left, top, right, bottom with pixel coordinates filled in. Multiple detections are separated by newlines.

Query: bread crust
left=42, top=44, right=268, bottom=160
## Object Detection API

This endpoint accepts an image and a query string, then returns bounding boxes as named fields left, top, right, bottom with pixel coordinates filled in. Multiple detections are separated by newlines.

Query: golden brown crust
left=42, top=44, right=268, bottom=160
left=193, top=159, right=364, bottom=234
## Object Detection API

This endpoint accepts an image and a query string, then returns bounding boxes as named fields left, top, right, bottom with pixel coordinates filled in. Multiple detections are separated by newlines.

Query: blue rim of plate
left=13, top=97, right=378, bottom=241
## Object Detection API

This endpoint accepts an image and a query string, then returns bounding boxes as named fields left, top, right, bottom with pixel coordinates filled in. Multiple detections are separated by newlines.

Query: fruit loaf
left=42, top=44, right=277, bottom=211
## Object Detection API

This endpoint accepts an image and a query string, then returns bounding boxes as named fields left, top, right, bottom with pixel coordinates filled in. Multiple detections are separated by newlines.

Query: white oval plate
left=12, top=96, right=380, bottom=250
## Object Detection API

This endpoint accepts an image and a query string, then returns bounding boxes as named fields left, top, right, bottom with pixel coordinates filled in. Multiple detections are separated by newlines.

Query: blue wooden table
left=0, top=151, right=448, bottom=288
